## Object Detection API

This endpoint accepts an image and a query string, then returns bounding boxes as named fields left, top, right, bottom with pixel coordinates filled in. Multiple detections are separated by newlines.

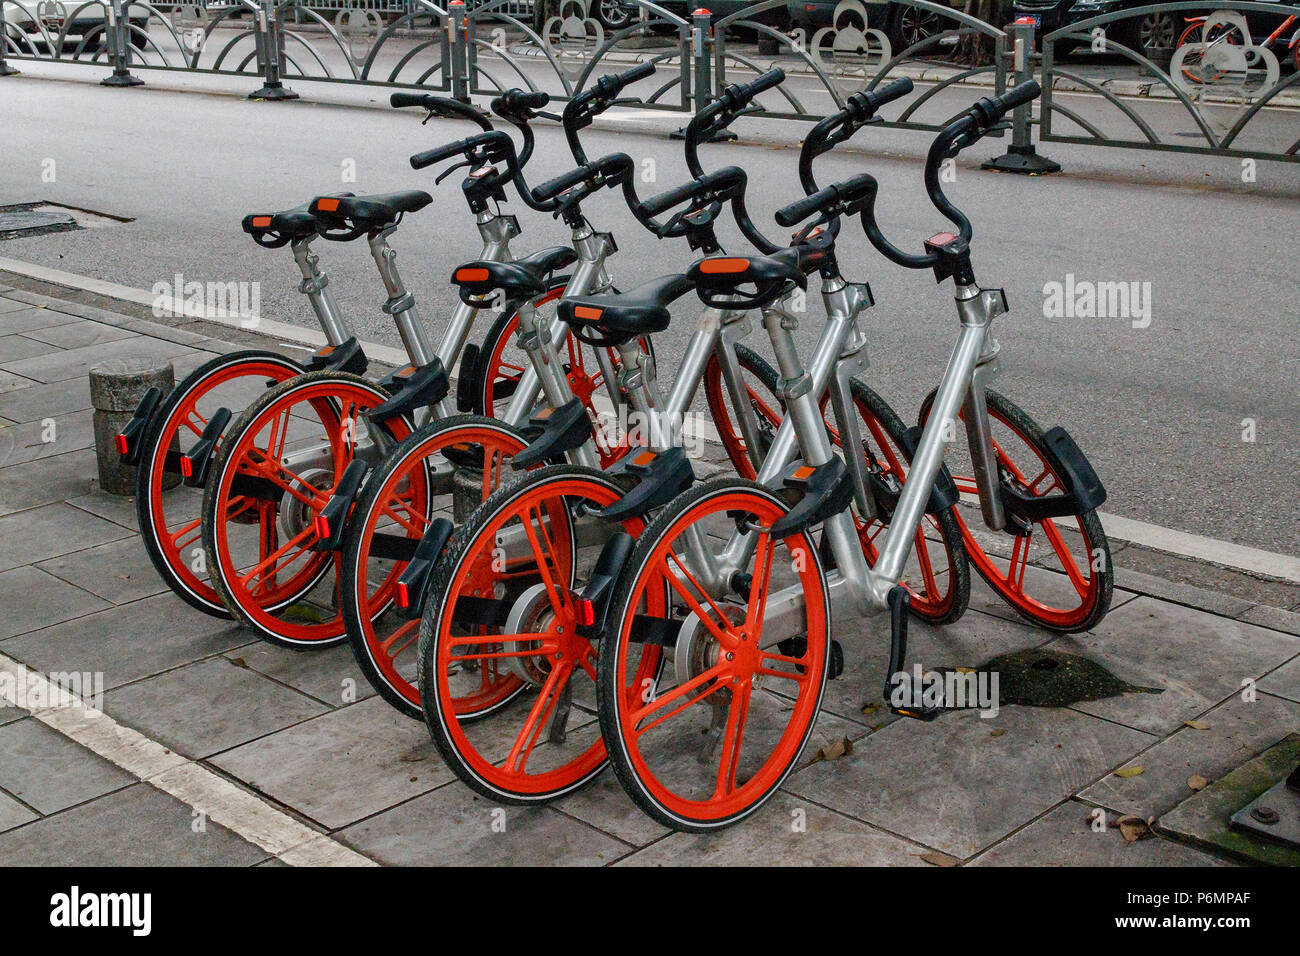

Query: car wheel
left=594, top=0, right=633, bottom=30
left=889, top=2, right=947, bottom=51
left=1134, top=10, right=1177, bottom=57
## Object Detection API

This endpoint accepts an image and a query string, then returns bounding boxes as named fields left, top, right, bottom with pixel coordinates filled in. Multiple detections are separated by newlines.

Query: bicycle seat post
left=366, top=224, right=437, bottom=377
left=289, top=234, right=349, bottom=348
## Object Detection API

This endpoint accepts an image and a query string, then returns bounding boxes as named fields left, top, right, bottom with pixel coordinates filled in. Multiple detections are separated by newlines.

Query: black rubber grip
left=863, top=76, right=912, bottom=111
left=390, top=91, right=430, bottom=109
left=641, top=167, right=739, bottom=218
left=535, top=163, right=597, bottom=201
left=737, top=67, right=784, bottom=102
left=619, top=60, right=656, bottom=86
left=775, top=173, right=875, bottom=227
left=492, top=88, right=550, bottom=116
left=973, top=80, right=1041, bottom=128
left=390, top=92, right=493, bottom=130
left=409, top=131, right=501, bottom=169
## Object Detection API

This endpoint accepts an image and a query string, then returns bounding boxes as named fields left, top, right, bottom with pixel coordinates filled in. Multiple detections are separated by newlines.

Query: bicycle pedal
left=882, top=585, right=939, bottom=720
left=179, top=407, right=232, bottom=488
left=369, top=358, right=449, bottom=427
left=392, top=518, right=456, bottom=620
left=598, top=446, right=695, bottom=522
left=769, top=458, right=852, bottom=538
left=511, top=398, right=590, bottom=470
left=306, top=336, right=368, bottom=376
left=115, top=386, right=163, bottom=466
left=311, top=459, right=368, bottom=551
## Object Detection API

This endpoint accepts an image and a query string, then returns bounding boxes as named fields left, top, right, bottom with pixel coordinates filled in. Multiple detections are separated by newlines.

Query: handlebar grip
left=992, top=79, right=1041, bottom=115
left=775, top=173, right=876, bottom=227
left=618, top=59, right=656, bottom=87
left=492, top=88, right=550, bottom=118
left=535, top=163, right=597, bottom=201
left=862, top=76, right=912, bottom=112
left=390, top=91, right=429, bottom=109
left=737, top=67, right=785, bottom=102
left=390, top=92, right=494, bottom=131
left=641, top=167, right=740, bottom=218
left=409, top=131, right=503, bottom=170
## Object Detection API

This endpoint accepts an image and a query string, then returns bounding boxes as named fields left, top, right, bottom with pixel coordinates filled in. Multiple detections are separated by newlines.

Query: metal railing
left=2, top=0, right=1297, bottom=165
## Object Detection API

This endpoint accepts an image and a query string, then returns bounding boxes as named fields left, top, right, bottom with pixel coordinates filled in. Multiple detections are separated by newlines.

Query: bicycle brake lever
left=435, top=159, right=474, bottom=184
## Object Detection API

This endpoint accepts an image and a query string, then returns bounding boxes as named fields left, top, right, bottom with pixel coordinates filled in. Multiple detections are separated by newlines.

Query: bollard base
left=249, top=84, right=300, bottom=101
left=0, top=63, right=19, bottom=77
left=101, top=72, right=144, bottom=87
left=89, top=361, right=177, bottom=497
left=981, top=144, right=1061, bottom=175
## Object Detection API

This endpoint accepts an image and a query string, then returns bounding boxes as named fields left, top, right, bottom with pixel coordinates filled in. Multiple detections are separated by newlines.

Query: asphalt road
left=1, top=62, right=1298, bottom=556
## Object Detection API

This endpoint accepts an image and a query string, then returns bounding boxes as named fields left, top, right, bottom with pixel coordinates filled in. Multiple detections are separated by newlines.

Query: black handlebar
left=389, top=92, right=493, bottom=131
left=534, top=152, right=633, bottom=202
left=684, top=67, right=784, bottom=178
left=775, top=174, right=877, bottom=229
left=639, top=166, right=745, bottom=219
left=860, top=80, right=1041, bottom=272
left=409, top=131, right=511, bottom=171
left=562, top=60, right=657, bottom=164
left=798, top=77, right=912, bottom=194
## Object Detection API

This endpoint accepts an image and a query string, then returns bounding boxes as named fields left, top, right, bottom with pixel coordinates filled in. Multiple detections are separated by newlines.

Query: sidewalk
left=0, top=274, right=1298, bottom=866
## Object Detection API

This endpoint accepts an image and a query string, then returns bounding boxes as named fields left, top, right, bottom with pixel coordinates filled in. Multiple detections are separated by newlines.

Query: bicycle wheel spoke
left=379, top=620, right=419, bottom=659
left=1041, top=518, right=1090, bottom=597
left=504, top=661, right=571, bottom=774
left=629, top=660, right=728, bottom=734
left=168, top=516, right=203, bottom=551
left=240, top=523, right=316, bottom=591
left=663, top=552, right=733, bottom=646
left=713, top=682, right=751, bottom=799
left=521, top=504, right=569, bottom=620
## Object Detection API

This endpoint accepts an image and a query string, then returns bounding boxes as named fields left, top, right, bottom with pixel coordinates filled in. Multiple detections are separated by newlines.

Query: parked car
left=790, top=0, right=1014, bottom=50
left=1010, top=0, right=1184, bottom=58
left=530, top=0, right=644, bottom=32
left=3, top=2, right=150, bottom=52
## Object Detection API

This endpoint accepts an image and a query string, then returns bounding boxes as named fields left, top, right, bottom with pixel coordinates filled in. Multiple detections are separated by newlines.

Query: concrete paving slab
left=66, top=489, right=139, bottom=531
left=337, top=782, right=629, bottom=866
left=0, top=565, right=110, bottom=641
left=1078, top=691, right=1300, bottom=819
left=0, top=447, right=97, bottom=517
left=971, top=800, right=1230, bottom=866
left=1060, top=596, right=1300, bottom=735
left=1259, top=655, right=1300, bottom=704
left=36, top=535, right=169, bottom=604
left=0, top=375, right=92, bottom=422
left=1, top=592, right=251, bottom=690
left=0, top=334, right=60, bottom=364
left=0, top=783, right=269, bottom=866
left=0, top=791, right=36, bottom=834
left=552, top=769, right=671, bottom=847
left=1239, top=604, right=1300, bottom=638
left=104, top=656, right=330, bottom=759
left=223, top=642, right=375, bottom=709
left=0, top=718, right=135, bottom=814
left=0, top=336, right=196, bottom=384
left=1113, top=568, right=1256, bottom=620
left=211, top=696, right=451, bottom=830
left=24, top=321, right=138, bottom=350
left=0, top=307, right=79, bottom=334
left=0, top=298, right=30, bottom=315
left=0, top=501, right=132, bottom=573
left=0, top=370, right=35, bottom=395
left=0, top=409, right=94, bottom=468
left=619, top=792, right=930, bottom=866
left=786, top=704, right=1154, bottom=859
left=1157, top=734, right=1300, bottom=866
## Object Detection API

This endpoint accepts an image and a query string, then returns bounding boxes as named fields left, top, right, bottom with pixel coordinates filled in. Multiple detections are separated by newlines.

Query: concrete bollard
left=89, top=360, right=177, bottom=496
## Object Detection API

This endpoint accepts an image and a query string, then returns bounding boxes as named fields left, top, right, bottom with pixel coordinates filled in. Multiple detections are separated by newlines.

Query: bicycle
left=193, top=93, right=628, bottom=648
left=594, top=80, right=1114, bottom=831
left=411, top=70, right=970, bottom=802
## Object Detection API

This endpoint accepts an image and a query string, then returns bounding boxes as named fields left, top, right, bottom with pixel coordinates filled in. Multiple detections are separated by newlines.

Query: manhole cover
left=0, top=202, right=131, bottom=241
left=0, top=207, right=77, bottom=240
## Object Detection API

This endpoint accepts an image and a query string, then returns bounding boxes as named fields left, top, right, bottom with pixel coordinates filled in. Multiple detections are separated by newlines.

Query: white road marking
left=0, top=652, right=375, bottom=866
left=2, top=256, right=1297, bottom=582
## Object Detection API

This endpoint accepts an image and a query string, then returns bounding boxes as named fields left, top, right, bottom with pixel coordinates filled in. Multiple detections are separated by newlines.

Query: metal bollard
left=0, top=3, right=21, bottom=77
left=89, top=361, right=177, bottom=496
left=101, top=0, right=145, bottom=87
left=249, top=0, right=299, bottom=100
left=981, top=19, right=1060, bottom=175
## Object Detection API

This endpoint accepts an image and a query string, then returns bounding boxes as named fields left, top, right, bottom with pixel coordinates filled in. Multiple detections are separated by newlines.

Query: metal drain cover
left=0, top=205, right=78, bottom=240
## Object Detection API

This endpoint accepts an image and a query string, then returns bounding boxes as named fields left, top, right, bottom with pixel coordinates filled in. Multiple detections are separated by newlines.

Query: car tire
left=593, top=0, right=633, bottom=31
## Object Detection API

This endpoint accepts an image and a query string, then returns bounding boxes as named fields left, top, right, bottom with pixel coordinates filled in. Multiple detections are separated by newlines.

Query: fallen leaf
left=1116, top=815, right=1151, bottom=843
left=813, top=737, right=853, bottom=763
left=916, top=851, right=961, bottom=867
left=989, top=729, right=1005, bottom=738
left=860, top=702, right=879, bottom=715
left=1182, top=720, right=1209, bottom=730
left=955, top=667, right=976, bottom=674
left=1188, top=774, right=1208, bottom=791
left=1114, top=765, right=1145, bottom=778
left=228, top=657, right=248, bottom=669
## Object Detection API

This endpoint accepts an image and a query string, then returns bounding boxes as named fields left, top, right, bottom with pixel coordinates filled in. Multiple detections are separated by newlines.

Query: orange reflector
left=251, top=216, right=273, bottom=228
left=633, top=451, right=656, bottom=467
left=699, top=258, right=749, bottom=274
left=313, top=514, right=330, bottom=540
left=575, top=597, right=596, bottom=627
left=928, top=232, right=957, bottom=246
left=316, top=198, right=340, bottom=212
left=179, top=456, right=194, bottom=478
left=456, top=267, right=490, bottom=282
left=573, top=306, right=602, bottom=320
left=317, top=346, right=334, bottom=356
left=793, top=465, right=815, bottom=479
left=396, top=365, right=415, bottom=378
left=395, top=580, right=411, bottom=609
left=114, top=434, right=130, bottom=456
